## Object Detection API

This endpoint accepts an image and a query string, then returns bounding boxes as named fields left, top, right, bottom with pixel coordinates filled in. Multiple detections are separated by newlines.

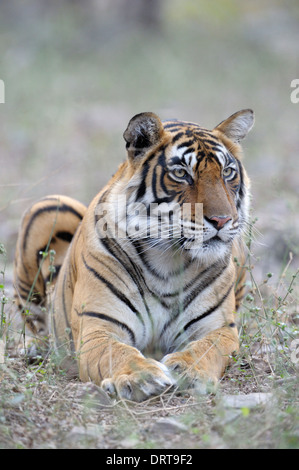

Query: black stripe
left=170, top=156, right=183, bottom=166
left=17, top=283, right=31, bottom=297
left=100, top=236, right=170, bottom=311
left=135, top=161, right=150, bottom=201
left=88, top=252, right=131, bottom=291
left=52, top=264, right=75, bottom=353
left=77, top=311, right=136, bottom=346
left=18, top=293, right=33, bottom=303
left=163, top=123, right=180, bottom=130
left=177, top=139, right=195, bottom=149
left=18, top=290, right=43, bottom=306
left=180, top=283, right=234, bottom=335
left=152, top=195, right=176, bottom=205
left=94, top=189, right=110, bottom=226
left=158, top=150, right=171, bottom=197
left=100, top=236, right=145, bottom=290
left=39, top=196, right=81, bottom=203
left=100, top=238, right=155, bottom=318
left=16, top=277, right=33, bottom=290
left=152, top=164, right=158, bottom=200
left=23, top=203, right=84, bottom=251
left=160, top=260, right=228, bottom=336
left=96, top=189, right=109, bottom=206
left=236, top=159, right=244, bottom=208
left=172, top=132, right=184, bottom=143
left=44, top=264, right=62, bottom=285
left=56, top=231, right=74, bottom=243
left=163, top=121, right=202, bottom=130
left=183, top=147, right=195, bottom=156
left=235, top=283, right=245, bottom=297
left=82, top=255, right=144, bottom=324
left=183, top=263, right=228, bottom=312
left=131, top=238, right=193, bottom=281
left=161, top=260, right=219, bottom=299
left=61, top=268, right=71, bottom=330
left=194, top=151, right=208, bottom=173
left=196, top=130, right=211, bottom=137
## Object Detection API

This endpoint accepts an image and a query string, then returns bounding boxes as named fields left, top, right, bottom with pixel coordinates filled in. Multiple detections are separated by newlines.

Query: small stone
left=221, top=393, right=273, bottom=409
left=120, top=435, right=140, bottom=448
left=151, top=417, right=188, bottom=434
left=67, top=424, right=101, bottom=440
left=75, top=382, right=113, bottom=407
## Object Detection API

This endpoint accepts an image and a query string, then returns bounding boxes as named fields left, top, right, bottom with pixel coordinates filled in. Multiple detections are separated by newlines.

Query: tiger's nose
left=208, top=216, right=232, bottom=230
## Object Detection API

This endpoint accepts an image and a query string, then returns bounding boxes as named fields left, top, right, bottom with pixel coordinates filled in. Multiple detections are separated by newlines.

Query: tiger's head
left=120, top=110, right=254, bottom=264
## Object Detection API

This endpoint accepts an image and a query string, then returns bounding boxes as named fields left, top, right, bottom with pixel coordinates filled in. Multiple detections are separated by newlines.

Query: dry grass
left=0, top=348, right=298, bottom=449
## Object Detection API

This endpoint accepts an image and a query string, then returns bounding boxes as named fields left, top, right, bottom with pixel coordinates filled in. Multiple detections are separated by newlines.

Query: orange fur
left=14, top=110, right=254, bottom=400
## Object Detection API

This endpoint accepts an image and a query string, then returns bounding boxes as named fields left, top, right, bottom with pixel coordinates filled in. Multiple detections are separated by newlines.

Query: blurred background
left=0, top=0, right=299, bottom=281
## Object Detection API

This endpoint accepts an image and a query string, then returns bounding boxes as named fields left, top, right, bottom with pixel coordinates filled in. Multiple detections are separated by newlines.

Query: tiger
left=14, top=109, right=254, bottom=401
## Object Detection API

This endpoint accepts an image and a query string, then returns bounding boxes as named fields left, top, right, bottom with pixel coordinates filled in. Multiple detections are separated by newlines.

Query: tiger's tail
left=13, top=195, right=86, bottom=339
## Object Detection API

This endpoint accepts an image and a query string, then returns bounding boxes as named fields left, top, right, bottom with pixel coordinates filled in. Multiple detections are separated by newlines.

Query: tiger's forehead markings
left=164, top=121, right=233, bottom=171
left=169, top=144, right=198, bottom=170
left=214, top=147, right=235, bottom=168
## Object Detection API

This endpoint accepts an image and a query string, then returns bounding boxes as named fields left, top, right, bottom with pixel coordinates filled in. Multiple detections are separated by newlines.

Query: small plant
left=0, top=243, right=7, bottom=338
left=0, top=243, right=8, bottom=365
left=237, top=216, right=299, bottom=382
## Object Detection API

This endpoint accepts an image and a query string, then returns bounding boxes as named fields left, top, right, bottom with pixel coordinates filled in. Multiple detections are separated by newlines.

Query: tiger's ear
left=123, top=112, right=164, bottom=160
left=214, top=109, right=254, bottom=143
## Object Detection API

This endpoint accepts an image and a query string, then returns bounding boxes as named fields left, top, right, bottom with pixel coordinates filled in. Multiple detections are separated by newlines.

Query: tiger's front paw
left=101, top=359, right=175, bottom=402
left=162, top=352, right=217, bottom=395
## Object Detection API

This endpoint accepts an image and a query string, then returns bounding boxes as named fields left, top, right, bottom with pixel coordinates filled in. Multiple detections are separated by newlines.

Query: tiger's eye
left=173, top=168, right=187, bottom=178
left=223, top=167, right=234, bottom=178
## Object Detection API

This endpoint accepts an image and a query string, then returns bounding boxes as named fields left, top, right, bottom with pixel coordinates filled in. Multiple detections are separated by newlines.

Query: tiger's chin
left=185, top=236, right=233, bottom=265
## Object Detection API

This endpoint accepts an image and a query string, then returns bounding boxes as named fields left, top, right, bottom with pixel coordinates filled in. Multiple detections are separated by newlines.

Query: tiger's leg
left=71, top=310, right=175, bottom=402
left=13, top=195, right=86, bottom=353
left=162, top=324, right=239, bottom=393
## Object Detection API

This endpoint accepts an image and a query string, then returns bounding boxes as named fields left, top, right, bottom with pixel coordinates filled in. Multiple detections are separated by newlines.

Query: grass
left=0, top=244, right=8, bottom=340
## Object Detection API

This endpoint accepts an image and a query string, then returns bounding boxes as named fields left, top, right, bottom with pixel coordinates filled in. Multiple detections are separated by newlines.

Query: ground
left=0, top=351, right=298, bottom=449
